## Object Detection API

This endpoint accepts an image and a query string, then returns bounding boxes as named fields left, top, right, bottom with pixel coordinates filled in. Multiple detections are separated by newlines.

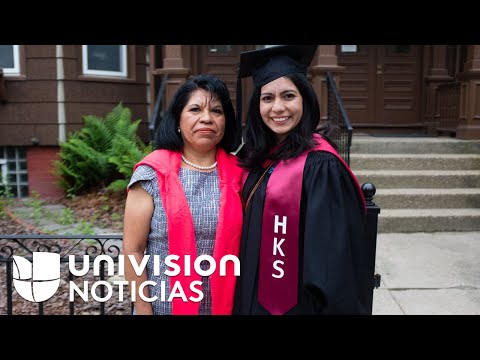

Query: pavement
left=4, top=199, right=480, bottom=315
left=372, top=231, right=480, bottom=315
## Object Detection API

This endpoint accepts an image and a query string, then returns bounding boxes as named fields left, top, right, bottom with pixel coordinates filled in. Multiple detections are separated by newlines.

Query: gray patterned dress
left=128, top=165, right=220, bottom=315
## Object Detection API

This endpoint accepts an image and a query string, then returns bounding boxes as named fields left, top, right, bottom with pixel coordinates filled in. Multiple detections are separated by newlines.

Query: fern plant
left=107, top=135, right=153, bottom=192
left=55, top=103, right=152, bottom=196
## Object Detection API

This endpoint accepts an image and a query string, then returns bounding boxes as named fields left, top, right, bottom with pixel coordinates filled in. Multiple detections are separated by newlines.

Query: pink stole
left=136, top=148, right=243, bottom=314
left=242, top=133, right=365, bottom=315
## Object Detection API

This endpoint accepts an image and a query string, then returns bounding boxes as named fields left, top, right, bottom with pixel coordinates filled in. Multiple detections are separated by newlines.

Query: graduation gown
left=233, top=151, right=369, bottom=315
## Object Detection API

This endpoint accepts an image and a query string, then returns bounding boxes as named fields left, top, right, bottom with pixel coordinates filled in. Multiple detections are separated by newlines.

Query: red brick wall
left=27, top=146, right=65, bottom=199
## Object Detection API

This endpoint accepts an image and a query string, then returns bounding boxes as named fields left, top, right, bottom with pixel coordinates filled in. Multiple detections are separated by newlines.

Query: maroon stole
left=242, top=133, right=365, bottom=315
left=135, top=148, right=243, bottom=315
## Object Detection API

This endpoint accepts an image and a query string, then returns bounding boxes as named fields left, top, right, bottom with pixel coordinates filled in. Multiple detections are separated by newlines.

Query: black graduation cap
left=238, top=45, right=318, bottom=87
left=236, top=45, right=318, bottom=130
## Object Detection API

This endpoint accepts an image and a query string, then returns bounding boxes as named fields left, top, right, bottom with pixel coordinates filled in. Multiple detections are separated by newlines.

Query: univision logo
left=11, top=252, right=240, bottom=304
left=12, top=252, right=61, bottom=302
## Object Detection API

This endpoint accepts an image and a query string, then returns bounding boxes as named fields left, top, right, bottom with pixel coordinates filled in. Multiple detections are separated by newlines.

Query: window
left=208, top=45, right=232, bottom=53
left=385, top=45, right=411, bottom=55
left=0, top=45, right=20, bottom=75
left=82, top=45, right=127, bottom=77
left=0, top=147, right=28, bottom=198
left=341, top=45, right=357, bottom=53
left=0, top=159, right=7, bottom=192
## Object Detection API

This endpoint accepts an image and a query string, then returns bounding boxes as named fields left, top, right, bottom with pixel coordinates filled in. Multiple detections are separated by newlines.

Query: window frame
left=0, top=147, right=28, bottom=198
left=82, top=45, right=128, bottom=78
left=1, top=45, right=21, bottom=75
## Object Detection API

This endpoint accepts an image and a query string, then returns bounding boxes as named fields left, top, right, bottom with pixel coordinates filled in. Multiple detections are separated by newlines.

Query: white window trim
left=82, top=45, right=127, bottom=78
left=2, top=45, right=20, bottom=75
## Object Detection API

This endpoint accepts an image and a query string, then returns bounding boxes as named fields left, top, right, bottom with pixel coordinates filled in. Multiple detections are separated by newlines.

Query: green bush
left=55, top=103, right=152, bottom=196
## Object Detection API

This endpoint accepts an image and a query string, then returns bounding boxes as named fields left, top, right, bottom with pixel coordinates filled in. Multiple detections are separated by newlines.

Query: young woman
left=233, top=45, right=369, bottom=315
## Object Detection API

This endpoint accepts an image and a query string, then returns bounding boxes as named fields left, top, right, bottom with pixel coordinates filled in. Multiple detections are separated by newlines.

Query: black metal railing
left=0, top=234, right=132, bottom=315
left=361, top=182, right=381, bottom=314
left=149, top=73, right=168, bottom=145
left=325, top=72, right=353, bottom=166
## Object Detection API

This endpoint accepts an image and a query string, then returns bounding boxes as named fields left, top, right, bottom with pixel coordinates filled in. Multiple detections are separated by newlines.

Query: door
left=337, top=45, right=421, bottom=128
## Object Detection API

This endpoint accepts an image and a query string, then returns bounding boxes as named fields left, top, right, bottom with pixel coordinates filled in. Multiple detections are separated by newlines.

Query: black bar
left=6, top=261, right=13, bottom=315
left=362, top=182, right=381, bottom=314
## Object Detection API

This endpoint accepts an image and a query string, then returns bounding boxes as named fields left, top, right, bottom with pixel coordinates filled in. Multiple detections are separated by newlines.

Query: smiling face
left=179, top=89, right=226, bottom=153
left=259, top=76, right=303, bottom=143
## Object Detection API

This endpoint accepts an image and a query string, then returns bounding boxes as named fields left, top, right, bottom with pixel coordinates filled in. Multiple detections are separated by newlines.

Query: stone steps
left=356, top=170, right=480, bottom=189
left=374, top=188, right=480, bottom=209
left=351, top=154, right=480, bottom=170
left=351, top=135, right=480, bottom=233
left=378, top=208, right=480, bottom=233
left=351, top=137, right=480, bottom=154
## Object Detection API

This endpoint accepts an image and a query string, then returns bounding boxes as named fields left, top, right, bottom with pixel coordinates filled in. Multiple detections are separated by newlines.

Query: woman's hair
left=154, top=74, right=241, bottom=153
left=239, top=73, right=321, bottom=169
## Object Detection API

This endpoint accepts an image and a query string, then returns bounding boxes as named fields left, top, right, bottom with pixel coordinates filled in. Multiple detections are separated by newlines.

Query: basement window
left=0, top=147, right=28, bottom=198
left=0, top=45, right=20, bottom=76
left=82, top=45, right=127, bottom=78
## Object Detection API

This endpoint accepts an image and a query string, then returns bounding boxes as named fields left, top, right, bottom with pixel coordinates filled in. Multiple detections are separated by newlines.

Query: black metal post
left=6, top=260, right=13, bottom=315
left=362, top=182, right=381, bottom=314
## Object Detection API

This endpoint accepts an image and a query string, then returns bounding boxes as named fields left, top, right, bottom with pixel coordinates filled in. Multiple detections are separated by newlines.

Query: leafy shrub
left=55, top=103, right=152, bottom=196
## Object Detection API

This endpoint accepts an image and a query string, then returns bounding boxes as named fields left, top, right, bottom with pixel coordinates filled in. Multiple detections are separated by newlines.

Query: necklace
left=181, top=155, right=217, bottom=170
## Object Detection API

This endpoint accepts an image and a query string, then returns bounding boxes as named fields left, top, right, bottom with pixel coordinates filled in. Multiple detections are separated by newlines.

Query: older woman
left=123, top=74, right=243, bottom=315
